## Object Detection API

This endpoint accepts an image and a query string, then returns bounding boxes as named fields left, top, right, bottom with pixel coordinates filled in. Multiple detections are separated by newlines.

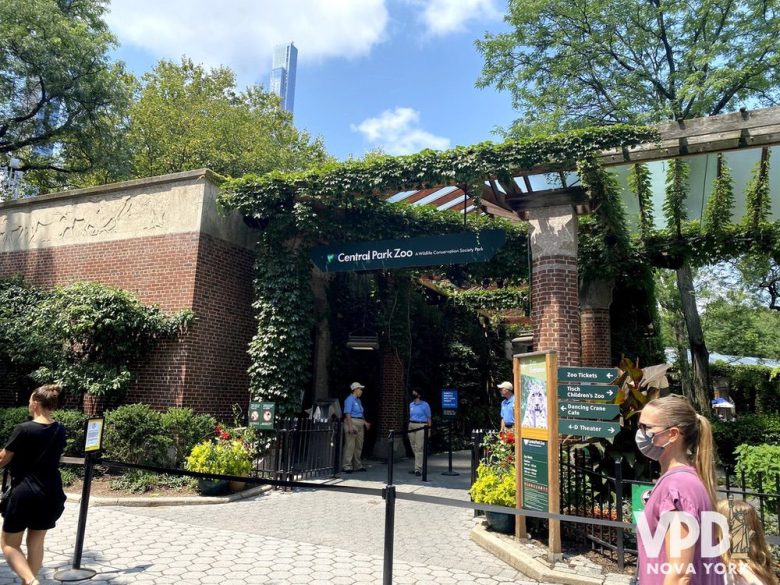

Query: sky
left=105, top=0, right=519, bottom=160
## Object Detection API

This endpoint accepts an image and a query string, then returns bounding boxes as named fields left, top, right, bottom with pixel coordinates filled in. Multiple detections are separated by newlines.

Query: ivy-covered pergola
left=219, top=106, right=780, bottom=447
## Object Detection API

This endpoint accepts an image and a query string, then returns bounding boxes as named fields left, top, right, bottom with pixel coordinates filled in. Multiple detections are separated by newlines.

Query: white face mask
left=635, top=427, right=671, bottom=461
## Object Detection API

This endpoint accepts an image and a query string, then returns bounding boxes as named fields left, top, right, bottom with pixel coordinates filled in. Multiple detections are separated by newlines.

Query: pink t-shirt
left=637, top=466, right=723, bottom=585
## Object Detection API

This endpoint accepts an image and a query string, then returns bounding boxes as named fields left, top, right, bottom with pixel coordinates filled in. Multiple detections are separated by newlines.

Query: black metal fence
left=253, top=417, right=342, bottom=481
left=470, top=432, right=780, bottom=570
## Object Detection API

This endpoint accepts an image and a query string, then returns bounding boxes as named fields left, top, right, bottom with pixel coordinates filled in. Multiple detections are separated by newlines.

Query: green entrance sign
left=249, top=402, right=275, bottom=430
left=310, top=229, right=506, bottom=273
left=559, top=419, right=621, bottom=438
left=521, top=438, right=549, bottom=512
left=559, top=401, right=620, bottom=420
left=557, top=367, right=618, bottom=385
left=631, top=482, right=654, bottom=522
left=557, top=384, right=617, bottom=401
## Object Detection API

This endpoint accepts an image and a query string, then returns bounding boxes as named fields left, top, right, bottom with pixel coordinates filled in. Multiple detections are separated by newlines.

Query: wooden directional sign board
left=559, top=401, right=620, bottom=420
left=557, top=384, right=618, bottom=401
left=559, top=419, right=621, bottom=438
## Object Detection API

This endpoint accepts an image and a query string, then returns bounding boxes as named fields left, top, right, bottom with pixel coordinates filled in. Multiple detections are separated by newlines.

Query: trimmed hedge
left=0, top=407, right=86, bottom=457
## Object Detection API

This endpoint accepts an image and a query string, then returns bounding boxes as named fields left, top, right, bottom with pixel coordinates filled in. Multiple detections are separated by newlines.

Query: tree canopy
left=125, top=58, right=330, bottom=180
left=477, top=0, right=780, bottom=133
left=0, top=0, right=131, bottom=184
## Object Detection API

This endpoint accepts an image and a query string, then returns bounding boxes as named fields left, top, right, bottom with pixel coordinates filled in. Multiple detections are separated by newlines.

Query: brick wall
left=580, top=308, right=611, bottom=367
left=0, top=231, right=255, bottom=418
left=531, top=255, right=581, bottom=366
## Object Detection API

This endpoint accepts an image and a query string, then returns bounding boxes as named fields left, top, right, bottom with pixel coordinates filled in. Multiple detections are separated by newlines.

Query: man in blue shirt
left=498, top=381, right=514, bottom=431
left=407, top=390, right=432, bottom=476
left=343, top=382, right=371, bottom=473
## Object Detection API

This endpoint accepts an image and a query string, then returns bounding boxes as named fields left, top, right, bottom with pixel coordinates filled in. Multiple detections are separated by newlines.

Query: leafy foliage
left=734, top=443, right=780, bottom=491
left=712, top=415, right=780, bottom=464
left=743, top=150, right=772, bottom=230
left=664, top=160, right=689, bottom=238
left=628, top=164, right=654, bottom=240
left=185, top=439, right=252, bottom=477
left=0, top=279, right=191, bottom=400
left=476, top=0, right=780, bottom=133
left=125, top=58, right=329, bottom=179
left=450, top=287, right=528, bottom=314
left=703, top=155, right=734, bottom=236
left=469, top=463, right=516, bottom=507
left=0, top=0, right=132, bottom=191
left=103, top=404, right=172, bottom=467
left=108, top=469, right=195, bottom=493
left=160, top=408, right=217, bottom=467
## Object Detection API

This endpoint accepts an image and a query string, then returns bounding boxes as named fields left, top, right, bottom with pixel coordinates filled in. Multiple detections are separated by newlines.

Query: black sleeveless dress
left=2, top=421, right=67, bottom=533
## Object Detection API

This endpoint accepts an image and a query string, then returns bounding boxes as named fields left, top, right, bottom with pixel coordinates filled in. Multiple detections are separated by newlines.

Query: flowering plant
left=470, top=463, right=516, bottom=507
left=481, top=430, right=515, bottom=473
left=185, top=439, right=252, bottom=477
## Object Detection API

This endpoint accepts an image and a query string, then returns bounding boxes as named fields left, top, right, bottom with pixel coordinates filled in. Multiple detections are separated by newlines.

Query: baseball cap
left=497, top=381, right=513, bottom=391
left=350, top=382, right=365, bottom=391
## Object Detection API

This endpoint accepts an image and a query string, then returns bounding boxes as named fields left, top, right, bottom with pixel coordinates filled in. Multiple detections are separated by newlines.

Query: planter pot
left=197, top=478, right=229, bottom=496
left=228, top=480, right=247, bottom=493
left=485, top=511, right=515, bottom=534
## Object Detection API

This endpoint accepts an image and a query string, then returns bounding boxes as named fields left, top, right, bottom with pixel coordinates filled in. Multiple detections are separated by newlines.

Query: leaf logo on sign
left=327, top=254, right=335, bottom=263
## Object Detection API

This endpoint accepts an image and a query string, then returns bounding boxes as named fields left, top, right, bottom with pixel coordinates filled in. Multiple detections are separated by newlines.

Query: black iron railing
left=253, top=416, right=342, bottom=482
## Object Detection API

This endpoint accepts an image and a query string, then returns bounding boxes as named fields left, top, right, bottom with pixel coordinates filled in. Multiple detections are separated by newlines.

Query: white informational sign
left=84, top=418, right=104, bottom=452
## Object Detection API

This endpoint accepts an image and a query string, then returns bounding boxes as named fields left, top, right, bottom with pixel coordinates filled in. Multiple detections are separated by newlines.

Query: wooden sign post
left=513, top=351, right=561, bottom=559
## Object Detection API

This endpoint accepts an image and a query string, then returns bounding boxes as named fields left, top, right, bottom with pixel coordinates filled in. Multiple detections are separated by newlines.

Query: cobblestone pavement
left=0, top=452, right=539, bottom=584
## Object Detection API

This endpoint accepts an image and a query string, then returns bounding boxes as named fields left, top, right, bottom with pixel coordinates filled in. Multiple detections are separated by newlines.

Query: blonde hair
left=646, top=395, right=717, bottom=506
left=716, top=499, right=778, bottom=585
left=31, top=384, right=62, bottom=411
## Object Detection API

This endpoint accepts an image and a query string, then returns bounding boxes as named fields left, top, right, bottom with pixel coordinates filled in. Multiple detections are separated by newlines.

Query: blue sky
left=106, top=0, right=518, bottom=160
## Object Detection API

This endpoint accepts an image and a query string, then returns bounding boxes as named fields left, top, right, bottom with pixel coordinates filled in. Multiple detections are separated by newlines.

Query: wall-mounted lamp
left=346, top=333, right=379, bottom=351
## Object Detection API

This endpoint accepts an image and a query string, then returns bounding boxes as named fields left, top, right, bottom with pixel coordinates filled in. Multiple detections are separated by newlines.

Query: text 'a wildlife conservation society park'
left=309, top=230, right=506, bottom=273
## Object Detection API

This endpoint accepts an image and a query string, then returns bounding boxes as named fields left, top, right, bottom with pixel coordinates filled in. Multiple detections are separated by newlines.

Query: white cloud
left=351, top=107, right=450, bottom=155
left=106, top=0, right=389, bottom=86
left=412, top=0, right=501, bottom=36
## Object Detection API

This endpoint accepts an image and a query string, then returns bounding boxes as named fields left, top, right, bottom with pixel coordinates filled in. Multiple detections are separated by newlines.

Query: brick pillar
left=528, top=205, right=580, bottom=366
left=580, top=278, right=613, bottom=367
left=375, top=347, right=405, bottom=458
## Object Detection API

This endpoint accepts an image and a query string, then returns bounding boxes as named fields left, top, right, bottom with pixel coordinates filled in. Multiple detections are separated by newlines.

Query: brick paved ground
left=0, top=453, right=539, bottom=584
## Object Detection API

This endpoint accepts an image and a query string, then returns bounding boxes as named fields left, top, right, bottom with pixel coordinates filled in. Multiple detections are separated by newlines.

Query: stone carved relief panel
left=0, top=184, right=204, bottom=252
left=527, top=205, right=578, bottom=258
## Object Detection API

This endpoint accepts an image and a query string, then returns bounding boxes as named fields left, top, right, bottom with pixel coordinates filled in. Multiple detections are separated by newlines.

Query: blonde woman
left=636, top=395, right=721, bottom=585
left=0, top=385, right=67, bottom=585
left=716, top=499, right=778, bottom=585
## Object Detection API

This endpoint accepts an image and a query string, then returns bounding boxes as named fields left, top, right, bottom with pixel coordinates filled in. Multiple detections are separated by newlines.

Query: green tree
left=0, top=0, right=132, bottom=189
left=126, top=58, right=330, bottom=178
left=477, top=0, right=780, bottom=412
left=476, top=0, right=780, bottom=133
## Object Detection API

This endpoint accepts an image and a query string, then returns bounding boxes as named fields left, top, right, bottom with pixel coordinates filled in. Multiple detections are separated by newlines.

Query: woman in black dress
left=0, top=385, right=67, bottom=585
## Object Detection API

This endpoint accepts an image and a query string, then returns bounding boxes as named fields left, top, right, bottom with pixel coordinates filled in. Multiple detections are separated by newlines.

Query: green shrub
left=469, top=463, right=516, bottom=507
left=108, top=469, right=195, bottom=493
left=54, top=409, right=87, bottom=457
left=59, top=466, right=79, bottom=487
left=734, top=444, right=780, bottom=491
left=0, top=407, right=31, bottom=445
left=103, top=404, right=171, bottom=466
left=712, top=415, right=780, bottom=465
left=161, top=408, right=216, bottom=467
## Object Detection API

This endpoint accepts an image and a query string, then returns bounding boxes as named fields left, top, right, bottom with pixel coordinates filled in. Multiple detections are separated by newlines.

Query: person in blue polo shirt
left=498, top=381, right=514, bottom=431
left=343, top=382, right=371, bottom=473
left=407, top=390, right=432, bottom=476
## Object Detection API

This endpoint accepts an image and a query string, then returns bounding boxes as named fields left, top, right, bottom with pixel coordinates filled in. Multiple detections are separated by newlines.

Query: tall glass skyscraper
left=270, top=43, right=298, bottom=114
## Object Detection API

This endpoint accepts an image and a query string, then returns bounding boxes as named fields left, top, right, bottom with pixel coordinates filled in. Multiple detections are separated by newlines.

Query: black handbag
left=0, top=468, right=11, bottom=515
left=0, top=423, right=61, bottom=517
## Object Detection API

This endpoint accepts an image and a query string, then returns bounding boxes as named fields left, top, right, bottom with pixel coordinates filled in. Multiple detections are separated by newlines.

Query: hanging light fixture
left=346, top=332, right=379, bottom=351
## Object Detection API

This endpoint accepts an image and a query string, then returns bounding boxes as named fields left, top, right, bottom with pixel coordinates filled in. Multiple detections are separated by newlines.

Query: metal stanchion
left=54, top=452, right=98, bottom=582
left=387, top=431, right=395, bottom=486
left=422, top=426, right=429, bottom=482
left=442, top=421, right=459, bottom=476
left=614, top=457, right=625, bottom=571
left=382, top=485, right=396, bottom=585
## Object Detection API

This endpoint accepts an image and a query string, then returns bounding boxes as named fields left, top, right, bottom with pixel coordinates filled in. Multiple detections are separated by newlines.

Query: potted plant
left=185, top=434, right=252, bottom=495
left=469, top=430, right=517, bottom=534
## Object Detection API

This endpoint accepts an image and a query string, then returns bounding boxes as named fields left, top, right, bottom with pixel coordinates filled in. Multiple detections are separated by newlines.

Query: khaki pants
left=408, top=422, right=427, bottom=472
left=343, top=418, right=366, bottom=470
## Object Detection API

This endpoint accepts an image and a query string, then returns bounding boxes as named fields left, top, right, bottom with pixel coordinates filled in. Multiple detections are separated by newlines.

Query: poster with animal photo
left=520, top=354, right=548, bottom=433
